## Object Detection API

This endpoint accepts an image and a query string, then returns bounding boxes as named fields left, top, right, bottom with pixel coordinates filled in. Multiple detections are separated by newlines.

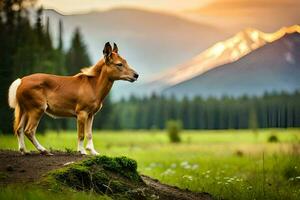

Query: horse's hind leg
left=14, top=105, right=28, bottom=154
left=24, top=109, right=52, bottom=155
left=16, top=115, right=27, bottom=154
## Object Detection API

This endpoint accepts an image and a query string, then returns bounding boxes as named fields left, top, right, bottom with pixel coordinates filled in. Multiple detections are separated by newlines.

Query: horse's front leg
left=85, top=115, right=99, bottom=155
left=77, top=111, right=88, bottom=155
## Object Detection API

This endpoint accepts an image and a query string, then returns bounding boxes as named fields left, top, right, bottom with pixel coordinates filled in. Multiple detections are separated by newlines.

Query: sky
left=37, top=0, right=211, bottom=14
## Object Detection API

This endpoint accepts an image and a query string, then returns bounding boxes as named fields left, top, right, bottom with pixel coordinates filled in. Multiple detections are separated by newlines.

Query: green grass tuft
left=268, top=135, right=279, bottom=143
left=0, top=185, right=111, bottom=200
left=46, top=155, right=144, bottom=199
left=282, top=157, right=300, bottom=185
left=0, top=172, right=7, bottom=181
left=82, top=156, right=140, bottom=181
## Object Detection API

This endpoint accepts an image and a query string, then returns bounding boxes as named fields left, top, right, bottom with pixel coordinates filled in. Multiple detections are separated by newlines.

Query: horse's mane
left=80, top=66, right=97, bottom=76
left=75, top=59, right=104, bottom=77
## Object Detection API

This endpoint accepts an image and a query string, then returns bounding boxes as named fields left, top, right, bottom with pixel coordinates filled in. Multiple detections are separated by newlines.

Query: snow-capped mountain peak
left=149, top=25, right=300, bottom=87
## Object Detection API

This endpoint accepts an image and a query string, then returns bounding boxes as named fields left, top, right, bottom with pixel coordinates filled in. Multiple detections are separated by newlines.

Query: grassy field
left=0, top=129, right=300, bottom=200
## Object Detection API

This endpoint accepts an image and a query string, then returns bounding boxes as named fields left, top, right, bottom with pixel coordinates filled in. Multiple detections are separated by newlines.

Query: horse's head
left=103, top=42, right=139, bottom=82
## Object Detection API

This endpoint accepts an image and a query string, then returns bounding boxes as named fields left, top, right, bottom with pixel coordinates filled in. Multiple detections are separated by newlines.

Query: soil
left=142, top=175, right=212, bottom=200
left=0, top=150, right=212, bottom=200
left=0, top=150, right=84, bottom=184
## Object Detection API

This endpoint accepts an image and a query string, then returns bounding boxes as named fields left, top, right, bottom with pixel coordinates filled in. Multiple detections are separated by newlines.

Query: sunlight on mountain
left=210, top=43, right=225, bottom=58
left=263, top=25, right=300, bottom=42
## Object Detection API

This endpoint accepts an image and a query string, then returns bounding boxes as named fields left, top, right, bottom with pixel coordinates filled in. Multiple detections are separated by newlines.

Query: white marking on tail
left=8, top=78, right=21, bottom=108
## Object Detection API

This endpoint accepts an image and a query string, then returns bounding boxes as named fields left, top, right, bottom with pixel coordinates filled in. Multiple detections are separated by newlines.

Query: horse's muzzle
left=133, top=72, right=139, bottom=79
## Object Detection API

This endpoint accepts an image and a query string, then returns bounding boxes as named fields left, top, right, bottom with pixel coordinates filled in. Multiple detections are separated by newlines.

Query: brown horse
left=8, top=42, right=139, bottom=155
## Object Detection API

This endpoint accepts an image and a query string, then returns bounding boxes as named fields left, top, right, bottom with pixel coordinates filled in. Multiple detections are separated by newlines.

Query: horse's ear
left=103, top=42, right=112, bottom=58
left=113, top=43, right=118, bottom=53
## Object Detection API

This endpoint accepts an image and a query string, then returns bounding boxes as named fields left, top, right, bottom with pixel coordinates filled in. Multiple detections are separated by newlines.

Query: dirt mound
left=142, top=175, right=212, bottom=200
left=0, top=150, right=212, bottom=200
left=0, top=150, right=84, bottom=184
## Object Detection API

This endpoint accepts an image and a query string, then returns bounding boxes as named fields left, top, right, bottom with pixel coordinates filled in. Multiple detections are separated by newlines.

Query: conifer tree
left=66, top=28, right=91, bottom=75
left=58, top=19, right=63, bottom=51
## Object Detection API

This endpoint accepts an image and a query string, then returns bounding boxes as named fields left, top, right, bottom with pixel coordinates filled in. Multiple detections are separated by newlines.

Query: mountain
left=149, top=25, right=300, bottom=98
left=183, top=0, right=300, bottom=34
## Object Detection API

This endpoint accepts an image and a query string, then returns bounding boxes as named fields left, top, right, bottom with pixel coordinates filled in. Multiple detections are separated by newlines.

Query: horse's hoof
left=91, top=151, right=100, bottom=156
left=19, top=149, right=30, bottom=156
left=41, top=151, right=54, bottom=156
left=86, top=148, right=99, bottom=156
left=78, top=150, right=87, bottom=155
left=21, top=151, right=30, bottom=155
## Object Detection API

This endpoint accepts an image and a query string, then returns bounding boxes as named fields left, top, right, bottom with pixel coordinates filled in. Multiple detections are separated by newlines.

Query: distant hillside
left=162, top=30, right=300, bottom=97
left=43, top=8, right=226, bottom=79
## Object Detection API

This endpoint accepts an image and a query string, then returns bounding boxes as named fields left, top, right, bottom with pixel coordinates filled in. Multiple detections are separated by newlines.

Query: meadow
left=0, top=129, right=300, bottom=200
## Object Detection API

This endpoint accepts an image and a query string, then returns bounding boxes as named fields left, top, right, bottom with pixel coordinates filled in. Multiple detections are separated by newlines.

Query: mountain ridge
left=149, top=25, right=300, bottom=87
left=161, top=28, right=300, bottom=98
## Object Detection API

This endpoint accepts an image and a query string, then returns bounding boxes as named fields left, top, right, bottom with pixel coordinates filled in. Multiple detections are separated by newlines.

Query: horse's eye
left=116, top=63, right=123, bottom=67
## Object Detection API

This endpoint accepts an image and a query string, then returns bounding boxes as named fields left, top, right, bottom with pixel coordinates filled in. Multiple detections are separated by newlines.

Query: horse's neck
left=93, top=60, right=114, bottom=102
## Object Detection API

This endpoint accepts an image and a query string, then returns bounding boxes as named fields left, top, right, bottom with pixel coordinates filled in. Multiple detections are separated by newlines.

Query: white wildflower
left=161, top=168, right=175, bottom=176
left=182, top=175, right=193, bottom=181
left=180, top=161, right=189, bottom=166
left=191, top=164, right=199, bottom=170
left=149, top=163, right=157, bottom=168
left=183, top=165, right=191, bottom=169
left=170, top=163, right=177, bottom=168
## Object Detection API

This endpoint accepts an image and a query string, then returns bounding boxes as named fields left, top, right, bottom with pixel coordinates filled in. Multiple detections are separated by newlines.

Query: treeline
left=108, top=92, right=300, bottom=130
left=0, top=1, right=94, bottom=133
left=38, top=91, right=300, bottom=131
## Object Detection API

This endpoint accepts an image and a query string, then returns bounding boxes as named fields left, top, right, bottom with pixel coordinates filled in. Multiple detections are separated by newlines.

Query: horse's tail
left=8, top=78, right=22, bottom=134
left=8, top=78, right=21, bottom=109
